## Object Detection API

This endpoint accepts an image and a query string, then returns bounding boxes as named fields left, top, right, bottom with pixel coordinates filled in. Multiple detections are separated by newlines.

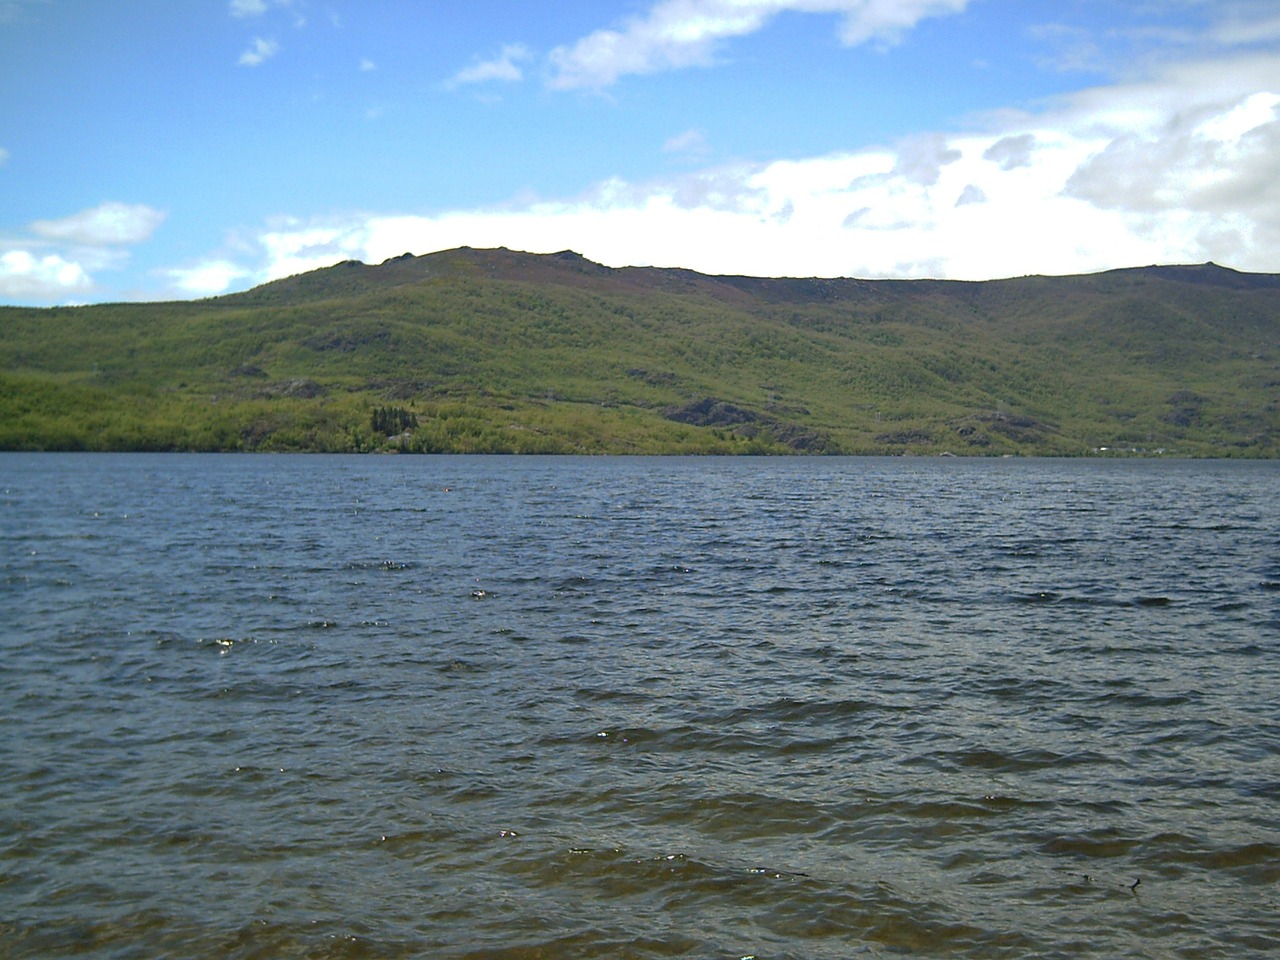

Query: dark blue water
left=2, top=454, right=1278, bottom=959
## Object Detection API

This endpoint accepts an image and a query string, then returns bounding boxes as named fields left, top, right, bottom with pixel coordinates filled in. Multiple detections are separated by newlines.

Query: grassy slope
left=1, top=248, right=1277, bottom=455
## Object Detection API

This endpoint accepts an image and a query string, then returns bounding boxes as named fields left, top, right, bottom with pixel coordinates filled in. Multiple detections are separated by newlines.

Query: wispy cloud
left=447, top=44, right=530, bottom=88
left=31, top=201, right=166, bottom=246
left=0, top=0, right=49, bottom=25
left=1210, top=10, right=1280, bottom=46
left=229, top=0, right=301, bottom=19
left=1028, top=22, right=1109, bottom=74
left=663, top=128, right=710, bottom=155
left=238, top=36, right=279, bottom=67
left=547, top=0, right=969, bottom=90
left=1029, top=1, right=1280, bottom=78
left=229, top=0, right=267, bottom=17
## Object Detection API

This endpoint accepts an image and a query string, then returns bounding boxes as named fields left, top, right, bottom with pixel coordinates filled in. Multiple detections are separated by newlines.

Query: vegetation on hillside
left=1, top=248, right=1277, bottom=455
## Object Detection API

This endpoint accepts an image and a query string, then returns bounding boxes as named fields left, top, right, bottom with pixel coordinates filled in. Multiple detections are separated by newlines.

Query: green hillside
left=2, top=247, right=1278, bottom=455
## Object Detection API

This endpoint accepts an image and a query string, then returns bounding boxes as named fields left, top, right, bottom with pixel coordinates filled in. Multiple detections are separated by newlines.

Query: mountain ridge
left=2, top=247, right=1278, bottom=455
left=219, top=247, right=1280, bottom=308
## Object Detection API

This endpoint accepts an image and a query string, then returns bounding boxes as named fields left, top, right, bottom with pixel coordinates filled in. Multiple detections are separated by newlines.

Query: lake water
left=2, top=453, right=1278, bottom=959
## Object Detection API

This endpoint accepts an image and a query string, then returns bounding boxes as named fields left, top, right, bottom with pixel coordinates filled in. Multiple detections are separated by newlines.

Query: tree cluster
left=372, top=405, right=418, bottom=436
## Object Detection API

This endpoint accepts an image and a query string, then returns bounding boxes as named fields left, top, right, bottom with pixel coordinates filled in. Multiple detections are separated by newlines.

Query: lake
left=2, top=454, right=1278, bottom=959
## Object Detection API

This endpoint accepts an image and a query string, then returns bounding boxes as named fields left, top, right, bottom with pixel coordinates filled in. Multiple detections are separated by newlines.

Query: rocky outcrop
left=665, top=397, right=831, bottom=452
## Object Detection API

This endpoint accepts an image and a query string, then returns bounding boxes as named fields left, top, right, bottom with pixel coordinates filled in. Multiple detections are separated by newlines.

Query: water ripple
left=3, top=453, right=1279, bottom=960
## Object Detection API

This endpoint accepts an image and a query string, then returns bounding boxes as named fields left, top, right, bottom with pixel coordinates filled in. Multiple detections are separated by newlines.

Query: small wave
left=595, top=725, right=778, bottom=756
left=1195, top=841, right=1280, bottom=876
left=572, top=686, right=650, bottom=705
left=1090, top=690, right=1194, bottom=709
left=551, top=575, right=605, bottom=593
left=1135, top=834, right=1280, bottom=882
left=915, top=747, right=1109, bottom=774
left=496, top=842, right=796, bottom=900
left=886, top=795, right=1052, bottom=821
left=1039, top=831, right=1140, bottom=859
left=1211, top=600, right=1251, bottom=612
left=714, top=696, right=882, bottom=727
left=756, top=878, right=1039, bottom=955
left=961, top=673, right=1075, bottom=701
left=680, top=791, right=840, bottom=840
left=1014, top=590, right=1065, bottom=604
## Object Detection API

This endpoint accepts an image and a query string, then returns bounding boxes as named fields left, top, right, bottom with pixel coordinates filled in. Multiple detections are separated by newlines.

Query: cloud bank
left=198, top=45, right=1278, bottom=292
left=12, top=1, right=1274, bottom=303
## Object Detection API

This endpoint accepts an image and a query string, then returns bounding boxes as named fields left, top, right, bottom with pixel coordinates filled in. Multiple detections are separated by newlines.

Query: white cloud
left=1061, top=86, right=1280, bottom=261
left=233, top=48, right=1280, bottom=285
left=0, top=250, right=92, bottom=299
left=548, top=0, right=969, bottom=89
left=447, top=44, right=529, bottom=87
left=168, top=260, right=251, bottom=297
left=1196, top=89, right=1280, bottom=140
left=0, top=146, right=8, bottom=165
left=359, top=58, right=376, bottom=72
left=31, top=202, right=166, bottom=246
left=255, top=220, right=370, bottom=279
left=238, top=36, right=279, bottom=66
left=175, top=21, right=1280, bottom=296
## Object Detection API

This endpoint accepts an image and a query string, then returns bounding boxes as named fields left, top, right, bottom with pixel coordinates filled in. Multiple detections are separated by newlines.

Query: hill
left=1, top=248, right=1277, bottom=455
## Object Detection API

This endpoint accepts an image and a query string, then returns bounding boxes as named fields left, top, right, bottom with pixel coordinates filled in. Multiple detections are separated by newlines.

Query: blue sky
left=3, top=0, right=1280, bottom=305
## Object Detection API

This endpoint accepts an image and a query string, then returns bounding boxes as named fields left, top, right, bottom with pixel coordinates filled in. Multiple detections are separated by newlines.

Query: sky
left=2, top=1, right=1280, bottom=305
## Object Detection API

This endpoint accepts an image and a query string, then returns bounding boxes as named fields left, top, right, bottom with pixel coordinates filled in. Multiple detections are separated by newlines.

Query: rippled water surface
left=2, top=453, right=1279, bottom=959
